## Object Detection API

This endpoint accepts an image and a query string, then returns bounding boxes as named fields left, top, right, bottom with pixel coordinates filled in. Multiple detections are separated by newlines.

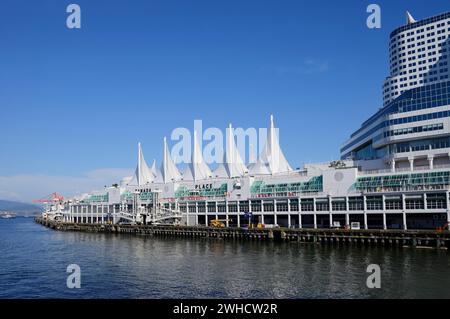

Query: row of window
left=396, top=136, right=450, bottom=153
left=180, top=196, right=448, bottom=212
left=390, top=13, right=450, bottom=38
left=342, top=108, right=450, bottom=154
left=384, top=123, right=444, bottom=138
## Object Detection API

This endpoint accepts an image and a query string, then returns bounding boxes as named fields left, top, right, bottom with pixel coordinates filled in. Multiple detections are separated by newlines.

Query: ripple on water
left=1, top=218, right=450, bottom=299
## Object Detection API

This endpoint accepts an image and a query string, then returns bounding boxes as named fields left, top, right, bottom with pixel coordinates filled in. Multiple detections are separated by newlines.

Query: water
left=0, top=218, right=449, bottom=299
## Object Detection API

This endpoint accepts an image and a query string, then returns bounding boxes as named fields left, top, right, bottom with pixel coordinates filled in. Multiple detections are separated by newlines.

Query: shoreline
left=35, top=217, right=450, bottom=250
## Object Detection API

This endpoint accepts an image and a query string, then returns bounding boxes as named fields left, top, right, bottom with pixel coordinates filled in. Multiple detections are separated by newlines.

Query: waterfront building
left=58, top=11, right=450, bottom=230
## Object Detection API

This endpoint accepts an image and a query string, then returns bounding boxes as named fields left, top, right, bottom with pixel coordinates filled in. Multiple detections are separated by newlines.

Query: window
left=348, top=197, right=363, bottom=211
left=385, top=200, right=402, bottom=210
left=301, top=199, right=314, bottom=212
left=331, top=199, right=346, bottom=211
left=239, top=201, right=249, bottom=212
left=276, top=202, right=288, bottom=212
left=427, top=194, right=447, bottom=209
left=207, top=203, right=216, bottom=213
left=316, top=199, right=329, bottom=211
left=405, top=198, right=424, bottom=210
left=289, top=199, right=299, bottom=212
left=251, top=201, right=262, bottom=212
left=366, top=196, right=383, bottom=210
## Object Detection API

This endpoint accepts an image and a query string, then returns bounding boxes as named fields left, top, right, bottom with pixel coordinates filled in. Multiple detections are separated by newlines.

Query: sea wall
left=35, top=217, right=450, bottom=250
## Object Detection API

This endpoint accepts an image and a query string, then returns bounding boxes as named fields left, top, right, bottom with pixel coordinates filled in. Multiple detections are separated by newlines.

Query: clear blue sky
left=0, top=0, right=449, bottom=200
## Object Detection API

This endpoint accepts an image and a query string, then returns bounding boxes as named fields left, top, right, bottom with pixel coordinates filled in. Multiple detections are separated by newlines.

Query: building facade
left=56, top=11, right=450, bottom=231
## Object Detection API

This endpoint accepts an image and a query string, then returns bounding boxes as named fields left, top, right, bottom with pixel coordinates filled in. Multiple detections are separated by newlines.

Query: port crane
left=32, top=193, right=65, bottom=221
left=33, top=193, right=65, bottom=203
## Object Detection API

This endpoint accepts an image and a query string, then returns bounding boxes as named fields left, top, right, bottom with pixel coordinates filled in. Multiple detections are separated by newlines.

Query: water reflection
left=0, top=219, right=449, bottom=299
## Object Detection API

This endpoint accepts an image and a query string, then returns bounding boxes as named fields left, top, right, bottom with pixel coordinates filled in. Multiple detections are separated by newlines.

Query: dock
left=35, top=217, right=450, bottom=250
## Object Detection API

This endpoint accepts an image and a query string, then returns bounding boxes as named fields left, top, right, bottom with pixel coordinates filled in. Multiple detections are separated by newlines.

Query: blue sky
left=0, top=0, right=449, bottom=201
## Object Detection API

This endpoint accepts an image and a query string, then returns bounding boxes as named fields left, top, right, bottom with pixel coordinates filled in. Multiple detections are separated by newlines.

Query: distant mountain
left=0, top=200, right=42, bottom=216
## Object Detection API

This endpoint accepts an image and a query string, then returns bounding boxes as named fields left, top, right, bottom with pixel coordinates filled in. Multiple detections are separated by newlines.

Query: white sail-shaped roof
left=150, top=159, right=158, bottom=178
left=249, top=115, right=293, bottom=175
left=406, top=11, right=416, bottom=25
left=214, top=124, right=248, bottom=178
left=156, top=137, right=182, bottom=183
left=129, top=143, right=155, bottom=186
left=183, top=131, right=212, bottom=181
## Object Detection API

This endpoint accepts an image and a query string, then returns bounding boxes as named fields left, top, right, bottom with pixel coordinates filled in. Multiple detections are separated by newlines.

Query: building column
left=446, top=192, right=450, bottom=226
left=298, top=213, right=302, bottom=229
left=364, top=212, right=368, bottom=230
left=313, top=213, right=317, bottom=229
left=428, top=155, right=434, bottom=170
left=345, top=213, right=350, bottom=228
left=363, top=196, right=368, bottom=229
left=403, top=211, right=407, bottom=230
left=225, top=200, right=229, bottom=228
left=402, top=194, right=407, bottom=230
left=383, top=212, right=387, bottom=230
left=329, top=196, right=333, bottom=228
left=288, top=214, right=291, bottom=228
left=391, top=158, right=396, bottom=173
left=408, top=157, right=414, bottom=171
left=261, top=214, right=265, bottom=225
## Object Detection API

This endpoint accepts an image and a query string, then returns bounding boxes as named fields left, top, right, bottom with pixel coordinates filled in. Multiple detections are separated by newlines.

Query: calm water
left=0, top=218, right=449, bottom=299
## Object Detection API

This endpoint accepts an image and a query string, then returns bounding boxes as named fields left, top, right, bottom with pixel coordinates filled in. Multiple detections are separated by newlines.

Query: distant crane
left=33, top=192, right=65, bottom=203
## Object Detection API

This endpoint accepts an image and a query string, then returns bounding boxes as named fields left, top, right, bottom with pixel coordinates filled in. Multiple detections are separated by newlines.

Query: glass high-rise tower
left=342, top=12, right=450, bottom=173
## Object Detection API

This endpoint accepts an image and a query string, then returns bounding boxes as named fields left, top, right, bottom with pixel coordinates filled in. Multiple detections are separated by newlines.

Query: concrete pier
left=35, top=217, right=450, bottom=250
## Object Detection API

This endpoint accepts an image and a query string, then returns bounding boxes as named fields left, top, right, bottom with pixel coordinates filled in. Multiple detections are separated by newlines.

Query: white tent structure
left=406, top=11, right=416, bottom=24
left=129, top=143, right=155, bottom=186
left=183, top=131, right=212, bottom=181
left=156, top=137, right=182, bottom=183
left=214, top=124, right=248, bottom=178
left=249, top=115, right=293, bottom=175
left=150, top=159, right=158, bottom=178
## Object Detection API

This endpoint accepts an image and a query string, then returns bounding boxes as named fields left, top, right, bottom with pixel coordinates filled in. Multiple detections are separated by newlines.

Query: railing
left=359, top=164, right=450, bottom=175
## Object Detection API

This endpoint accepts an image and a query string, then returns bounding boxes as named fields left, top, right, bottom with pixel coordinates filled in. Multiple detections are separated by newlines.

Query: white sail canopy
left=150, top=159, right=158, bottom=178
left=183, top=131, right=212, bottom=181
left=214, top=124, right=248, bottom=178
left=249, top=115, right=292, bottom=175
left=406, top=11, right=416, bottom=25
left=156, top=137, right=182, bottom=183
left=129, top=143, right=155, bottom=186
